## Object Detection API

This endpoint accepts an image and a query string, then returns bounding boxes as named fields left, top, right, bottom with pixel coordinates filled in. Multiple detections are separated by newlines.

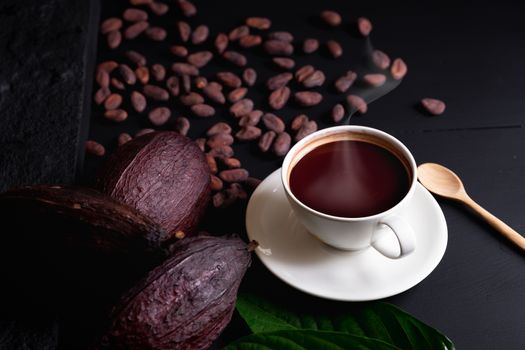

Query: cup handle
left=371, top=215, right=416, bottom=259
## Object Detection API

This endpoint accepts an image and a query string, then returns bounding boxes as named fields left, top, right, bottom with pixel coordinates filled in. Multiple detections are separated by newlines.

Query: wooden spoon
left=417, top=162, right=525, bottom=251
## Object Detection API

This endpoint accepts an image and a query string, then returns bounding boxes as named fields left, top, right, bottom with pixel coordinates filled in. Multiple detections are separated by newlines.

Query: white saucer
left=246, top=169, right=448, bottom=301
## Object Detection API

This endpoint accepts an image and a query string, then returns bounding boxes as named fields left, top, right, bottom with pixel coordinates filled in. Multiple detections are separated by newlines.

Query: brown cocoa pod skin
left=269, top=86, right=290, bottom=110
left=106, top=235, right=251, bottom=350
left=96, top=131, right=211, bottom=240
left=264, top=39, right=294, bottom=56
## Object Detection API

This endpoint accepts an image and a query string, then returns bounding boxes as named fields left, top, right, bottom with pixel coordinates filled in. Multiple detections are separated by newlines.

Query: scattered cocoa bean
left=239, top=35, right=262, bottom=48
left=303, top=38, right=319, bottom=54
left=125, top=50, right=147, bottom=67
left=346, top=94, right=368, bottom=114
left=135, top=128, right=156, bottom=137
left=192, top=25, right=209, bottom=44
left=268, top=31, right=294, bottom=42
left=239, top=110, right=263, bottom=126
left=104, top=93, right=123, bottom=110
left=222, top=157, right=241, bottom=169
left=151, top=64, right=166, bottom=81
left=295, top=91, right=323, bottom=106
left=391, top=58, right=408, bottom=80
left=227, top=182, right=247, bottom=200
left=174, top=116, right=190, bottom=136
left=210, top=175, right=223, bottom=191
left=182, top=74, right=191, bottom=93
left=267, top=72, right=293, bottom=90
left=320, top=10, right=342, bottom=27
left=124, top=21, right=149, bottom=39
left=177, top=21, right=191, bottom=42
left=98, top=61, right=118, bottom=73
left=172, top=63, right=199, bottom=76
left=135, top=66, right=150, bottom=84
left=217, top=72, right=242, bottom=88
left=230, top=98, right=254, bottom=117
left=295, top=120, right=318, bottom=141
left=326, top=40, right=343, bottom=58
left=191, top=104, right=215, bottom=117
left=143, top=85, right=169, bottom=101
left=118, top=133, right=133, bottom=146
left=242, top=68, right=257, bottom=86
left=171, top=45, right=188, bottom=57
left=203, top=82, right=226, bottom=104
left=372, top=50, right=391, bottom=69
left=264, top=39, right=294, bottom=56
left=223, top=51, right=247, bottom=67
left=229, top=25, right=249, bottom=41
left=421, top=98, right=446, bottom=115
left=214, top=33, right=229, bottom=54
left=208, top=145, right=234, bottom=159
left=194, top=76, right=208, bottom=89
left=145, top=26, right=167, bottom=41
left=236, top=126, right=261, bottom=141
left=272, top=57, right=295, bottom=70
left=123, top=8, right=148, bottom=22
left=273, top=132, right=291, bottom=156
left=131, top=91, right=147, bottom=112
left=262, top=113, right=285, bottom=133
left=228, top=87, right=248, bottom=103
left=334, top=70, right=357, bottom=93
left=244, top=177, right=262, bottom=191
left=207, top=122, right=232, bottom=136
left=363, top=73, right=386, bottom=87
left=295, top=65, right=315, bottom=82
left=149, top=1, right=169, bottom=16
left=357, top=17, right=372, bottom=36
left=96, top=68, right=110, bottom=88
left=246, top=17, right=272, bottom=30
left=302, top=70, right=325, bottom=88
left=207, top=133, right=234, bottom=148
left=148, top=107, right=171, bottom=126
left=107, top=30, right=122, bottom=49
left=130, top=0, right=152, bottom=5
left=332, top=103, right=345, bottom=122
left=187, top=51, right=214, bottom=68
left=119, top=64, right=137, bottom=85
left=195, top=138, right=206, bottom=151
left=219, top=168, right=249, bottom=182
left=180, top=92, right=204, bottom=106
left=212, top=191, right=225, bottom=207
left=206, top=154, right=218, bottom=174
left=268, top=86, right=290, bottom=110
left=104, top=109, right=128, bottom=122
left=291, top=114, right=308, bottom=130
left=258, top=130, right=276, bottom=152
left=166, top=76, right=180, bottom=96
left=111, top=78, right=125, bottom=90
left=86, top=140, right=105, bottom=156
left=101, top=18, right=122, bottom=34
left=178, top=0, right=197, bottom=17
left=94, top=87, right=111, bottom=105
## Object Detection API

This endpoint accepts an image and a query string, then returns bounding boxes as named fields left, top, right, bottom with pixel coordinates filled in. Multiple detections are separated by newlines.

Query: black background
left=85, top=0, right=525, bottom=349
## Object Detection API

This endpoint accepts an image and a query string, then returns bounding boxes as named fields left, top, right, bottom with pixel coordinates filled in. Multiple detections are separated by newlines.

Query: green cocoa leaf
left=235, top=294, right=455, bottom=350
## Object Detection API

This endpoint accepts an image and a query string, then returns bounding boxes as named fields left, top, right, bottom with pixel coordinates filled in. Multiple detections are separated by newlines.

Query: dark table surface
left=85, top=0, right=525, bottom=349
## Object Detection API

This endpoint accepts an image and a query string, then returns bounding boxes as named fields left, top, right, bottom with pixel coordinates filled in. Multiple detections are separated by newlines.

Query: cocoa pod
left=143, top=85, right=169, bottom=101
left=228, top=87, right=248, bottom=103
left=258, top=130, right=276, bottom=152
left=320, top=10, right=342, bottom=27
left=235, top=126, right=261, bottom=141
left=203, top=82, right=226, bottom=104
left=372, top=49, right=391, bottom=69
left=264, top=39, right=294, bottom=56
left=124, top=21, right=149, bottom=39
left=335, top=70, right=357, bottom=93
left=187, top=51, right=214, bottom=68
left=362, top=73, right=386, bottom=87
left=217, top=72, right=242, bottom=88
left=125, top=50, right=147, bottom=67
left=346, top=94, right=368, bottom=114
left=177, top=21, right=191, bottom=42
left=273, top=132, right=291, bottom=156
left=170, top=45, right=188, bottom=57
left=246, top=17, right=272, bottom=30
left=105, top=235, right=251, bottom=350
left=242, top=68, right=257, bottom=86
left=262, top=113, right=285, bottom=133
left=273, top=57, right=295, bottom=70
left=172, top=63, right=199, bottom=76
left=166, top=76, right=180, bottom=97
left=229, top=25, right=249, bottom=41
left=96, top=131, right=211, bottom=240
left=239, top=35, right=262, bottom=48
left=179, top=92, right=204, bottom=106
left=421, top=98, right=446, bottom=115
left=101, top=17, right=122, bottom=34
left=295, top=120, right=318, bottom=141
left=357, top=17, right=373, bottom=36
left=207, top=122, right=232, bottom=136
left=223, top=50, right=247, bottom=66
left=391, top=58, right=408, bottom=80
left=191, top=103, right=215, bottom=117
left=302, top=70, right=325, bottom=88
left=219, top=168, right=249, bottom=182
left=268, top=31, right=294, bottom=42
left=192, top=25, right=209, bottom=44
left=123, top=8, right=148, bottom=22
left=148, top=107, right=171, bottom=126
left=214, top=32, right=229, bottom=54
left=86, top=140, right=106, bottom=156
left=178, top=0, right=197, bottom=17
left=230, top=99, right=254, bottom=117
left=107, top=30, right=122, bottom=49
left=145, top=27, right=167, bottom=41
left=326, top=40, right=343, bottom=58
left=174, top=116, right=190, bottom=136
left=266, top=72, right=293, bottom=90
left=303, top=38, right=319, bottom=54
left=295, top=91, right=323, bottom=106
left=268, top=86, right=290, bottom=110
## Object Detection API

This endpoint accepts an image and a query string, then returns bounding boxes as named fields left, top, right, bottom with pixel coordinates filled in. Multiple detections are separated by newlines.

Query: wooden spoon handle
left=463, top=196, right=525, bottom=251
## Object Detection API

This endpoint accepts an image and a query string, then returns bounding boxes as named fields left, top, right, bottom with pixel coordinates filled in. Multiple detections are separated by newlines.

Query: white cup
left=281, top=125, right=417, bottom=259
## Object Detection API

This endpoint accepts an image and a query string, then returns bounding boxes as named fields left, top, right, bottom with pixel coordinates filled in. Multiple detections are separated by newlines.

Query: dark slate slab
left=0, top=0, right=99, bottom=192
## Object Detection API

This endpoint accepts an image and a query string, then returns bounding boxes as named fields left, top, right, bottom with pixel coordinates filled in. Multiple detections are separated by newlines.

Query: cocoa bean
left=104, top=109, right=128, bottom=122
left=107, top=30, right=122, bottom=49
left=246, top=17, right=272, bottom=30
left=239, top=110, right=263, bottom=127
left=332, top=103, right=345, bottom=122
left=291, top=114, right=308, bottom=130
left=212, top=191, right=225, bottom=207
left=166, top=76, right=180, bottom=96
left=119, top=64, right=137, bottom=85
left=244, top=177, right=262, bottom=191
left=268, top=31, right=294, bottom=42
left=210, top=175, right=223, bottom=191
left=135, top=66, right=150, bottom=84
left=391, top=58, right=408, bottom=80
left=148, top=107, right=171, bottom=126
left=178, top=0, right=197, bottom=17
left=96, top=68, right=110, bottom=88
left=295, top=65, right=315, bottom=82
left=203, top=82, right=226, bottom=104
left=143, top=85, right=169, bottom=101
left=217, top=72, right=242, bottom=88
left=273, top=132, right=291, bottom=156
left=239, top=35, right=262, bottom=48
left=214, top=33, right=229, bottom=54
left=207, top=133, right=234, bottom=148
left=303, top=38, right=319, bottom=54
left=302, top=70, right=325, bottom=88
left=357, top=17, right=372, bottom=36
left=194, top=76, right=208, bottom=89
left=208, top=145, right=234, bottom=158
left=131, top=91, right=147, bottom=113
left=230, top=98, right=254, bottom=117
left=149, top=1, right=169, bottom=16
left=421, top=98, right=446, bottom=115
left=346, top=94, right=368, bottom=114
left=135, top=128, right=156, bottom=137
left=145, top=26, right=167, bottom=41
left=320, top=10, right=342, bottom=27
left=180, top=92, right=204, bottom=106
left=372, top=49, right=391, bottom=69
left=151, top=64, right=166, bottom=81
left=264, top=39, right=294, bottom=56
left=335, top=70, right=357, bottom=93
left=242, top=68, right=257, bottom=86
left=123, top=8, right=148, bottom=22
left=192, top=25, right=209, bottom=44
left=228, top=87, right=248, bottom=103
left=171, top=45, right=188, bottom=57
left=207, top=122, right=232, bottom=136
left=258, top=130, right=276, bottom=152
left=86, top=140, right=105, bottom=156
left=130, top=0, right=152, bottom=5
left=195, top=138, right=206, bottom=151
left=326, top=40, right=343, bottom=58
left=206, top=154, right=218, bottom=174
left=363, top=73, right=386, bottom=87
left=174, top=116, right=190, bottom=136
left=111, top=78, right=125, bottom=90
left=219, top=168, right=249, bottom=182
left=268, top=86, right=290, bottom=110
left=182, top=75, right=191, bottom=93
left=101, top=17, right=122, bottom=34
left=223, top=51, right=247, bottom=67
left=235, top=126, right=261, bottom=141
left=104, top=93, right=123, bottom=110
left=295, top=120, right=318, bottom=141
left=118, top=133, right=133, bottom=146
left=229, top=25, right=249, bottom=41
left=191, top=104, right=215, bottom=117
left=94, top=87, right=111, bottom=105
left=227, top=182, right=247, bottom=200
left=266, top=72, right=293, bottom=90
left=223, top=157, right=241, bottom=169
left=187, top=51, right=214, bottom=68
left=125, top=50, right=147, bottom=67
left=124, top=21, right=149, bottom=39
left=98, top=61, right=119, bottom=73
left=295, top=91, right=323, bottom=106
left=177, top=21, right=191, bottom=42
left=262, top=113, right=285, bottom=133
left=272, top=57, right=295, bottom=70
left=172, top=63, right=199, bottom=76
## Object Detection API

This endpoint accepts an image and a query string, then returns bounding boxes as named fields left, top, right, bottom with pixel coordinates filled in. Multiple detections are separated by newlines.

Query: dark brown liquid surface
left=289, top=140, right=410, bottom=217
